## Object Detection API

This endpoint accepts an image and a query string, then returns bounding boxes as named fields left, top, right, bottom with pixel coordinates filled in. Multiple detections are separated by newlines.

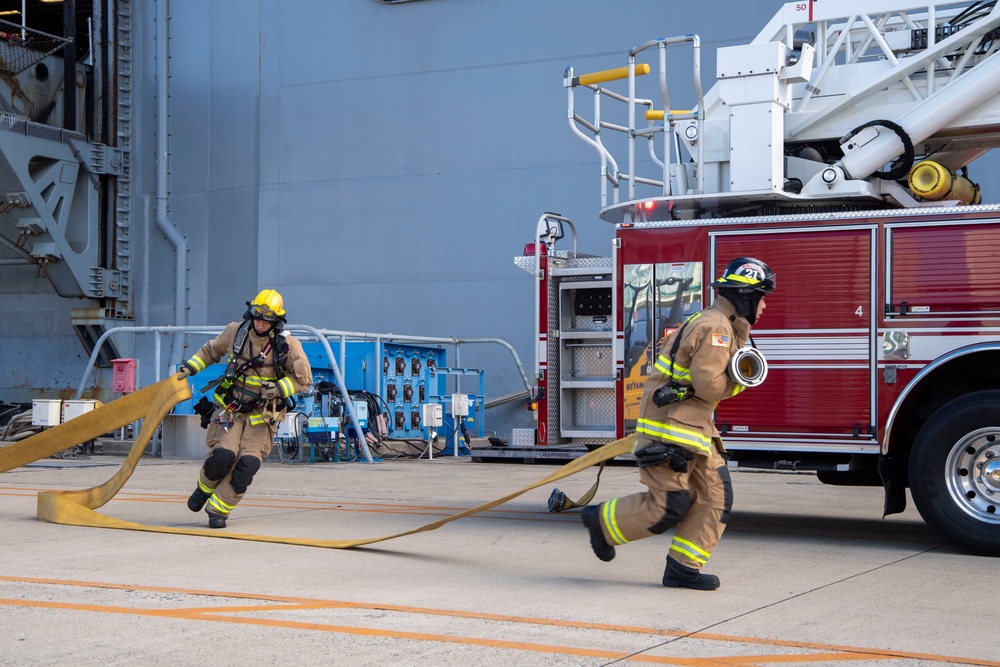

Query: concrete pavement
left=0, top=453, right=995, bottom=666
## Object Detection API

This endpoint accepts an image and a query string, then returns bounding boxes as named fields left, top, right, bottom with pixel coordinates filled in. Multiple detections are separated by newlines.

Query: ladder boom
left=565, top=0, right=1000, bottom=220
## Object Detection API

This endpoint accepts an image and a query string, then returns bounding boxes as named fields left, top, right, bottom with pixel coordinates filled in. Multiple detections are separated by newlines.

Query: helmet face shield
left=757, top=272, right=775, bottom=293
left=249, top=304, right=280, bottom=322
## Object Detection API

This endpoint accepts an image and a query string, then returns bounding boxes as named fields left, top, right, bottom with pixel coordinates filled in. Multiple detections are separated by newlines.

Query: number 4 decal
left=855, top=305, right=864, bottom=317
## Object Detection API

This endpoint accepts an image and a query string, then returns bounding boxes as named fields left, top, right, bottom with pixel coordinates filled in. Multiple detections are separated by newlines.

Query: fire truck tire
left=908, top=390, right=1000, bottom=557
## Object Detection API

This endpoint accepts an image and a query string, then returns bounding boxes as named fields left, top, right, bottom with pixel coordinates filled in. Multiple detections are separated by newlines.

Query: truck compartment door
left=712, top=227, right=876, bottom=445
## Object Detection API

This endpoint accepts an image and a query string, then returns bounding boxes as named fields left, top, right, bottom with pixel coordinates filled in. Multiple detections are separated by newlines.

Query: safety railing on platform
left=74, top=325, right=532, bottom=463
left=564, top=35, right=705, bottom=209
left=0, top=18, right=71, bottom=75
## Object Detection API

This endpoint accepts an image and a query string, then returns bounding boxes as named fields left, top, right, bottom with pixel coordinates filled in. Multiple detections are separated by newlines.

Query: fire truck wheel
left=908, top=390, right=1000, bottom=557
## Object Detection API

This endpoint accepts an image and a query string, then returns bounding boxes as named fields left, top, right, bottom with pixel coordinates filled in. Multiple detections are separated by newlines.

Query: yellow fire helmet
left=248, top=289, right=286, bottom=322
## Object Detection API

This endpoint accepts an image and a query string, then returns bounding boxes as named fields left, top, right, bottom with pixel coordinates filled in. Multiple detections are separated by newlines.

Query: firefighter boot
left=187, top=487, right=212, bottom=512
left=581, top=505, right=615, bottom=562
left=662, top=556, right=720, bottom=590
left=206, top=508, right=228, bottom=529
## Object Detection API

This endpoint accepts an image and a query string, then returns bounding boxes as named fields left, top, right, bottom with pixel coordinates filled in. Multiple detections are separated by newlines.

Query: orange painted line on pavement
left=0, top=485, right=574, bottom=523
left=0, top=492, right=943, bottom=542
left=0, top=488, right=937, bottom=537
left=0, top=487, right=940, bottom=538
left=0, top=485, right=554, bottom=514
left=714, top=654, right=881, bottom=664
left=0, top=596, right=717, bottom=665
left=1, top=576, right=997, bottom=666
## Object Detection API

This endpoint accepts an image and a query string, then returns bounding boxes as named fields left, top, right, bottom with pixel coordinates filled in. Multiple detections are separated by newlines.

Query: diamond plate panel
left=566, top=343, right=613, bottom=379
left=512, top=428, right=535, bottom=447
left=547, top=275, right=561, bottom=443
left=571, top=314, right=612, bottom=331
left=571, top=388, right=615, bottom=427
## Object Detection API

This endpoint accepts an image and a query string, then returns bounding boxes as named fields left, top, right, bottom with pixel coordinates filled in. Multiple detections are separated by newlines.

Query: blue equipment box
left=174, top=339, right=482, bottom=442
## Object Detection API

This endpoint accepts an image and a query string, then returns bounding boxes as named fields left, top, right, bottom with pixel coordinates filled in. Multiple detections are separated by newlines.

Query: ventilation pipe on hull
left=156, top=0, right=188, bottom=368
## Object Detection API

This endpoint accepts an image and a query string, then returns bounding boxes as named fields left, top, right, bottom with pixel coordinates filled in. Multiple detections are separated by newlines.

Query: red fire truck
left=517, top=1, right=1000, bottom=556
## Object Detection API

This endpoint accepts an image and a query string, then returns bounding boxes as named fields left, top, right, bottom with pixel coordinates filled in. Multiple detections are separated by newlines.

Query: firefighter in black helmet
left=581, top=258, right=775, bottom=590
left=177, top=289, right=313, bottom=529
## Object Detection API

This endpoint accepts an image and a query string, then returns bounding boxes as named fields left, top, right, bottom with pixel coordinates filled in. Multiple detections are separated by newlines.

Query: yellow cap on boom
left=908, top=160, right=981, bottom=205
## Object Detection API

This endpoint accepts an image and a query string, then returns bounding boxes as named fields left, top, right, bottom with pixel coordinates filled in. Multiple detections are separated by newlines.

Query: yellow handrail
left=645, top=109, right=692, bottom=120
left=575, top=63, right=650, bottom=86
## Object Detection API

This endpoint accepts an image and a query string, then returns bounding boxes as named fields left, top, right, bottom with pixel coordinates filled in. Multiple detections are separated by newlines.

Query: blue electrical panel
left=173, top=339, right=483, bottom=449
left=380, top=342, right=447, bottom=440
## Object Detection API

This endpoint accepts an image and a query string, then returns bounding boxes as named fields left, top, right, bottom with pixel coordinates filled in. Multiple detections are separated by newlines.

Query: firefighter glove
left=260, top=382, right=281, bottom=400
left=634, top=441, right=694, bottom=472
left=178, top=362, right=196, bottom=378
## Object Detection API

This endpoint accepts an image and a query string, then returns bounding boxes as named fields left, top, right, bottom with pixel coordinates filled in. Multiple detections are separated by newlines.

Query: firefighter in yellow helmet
left=177, top=289, right=313, bottom=528
left=581, top=258, right=775, bottom=590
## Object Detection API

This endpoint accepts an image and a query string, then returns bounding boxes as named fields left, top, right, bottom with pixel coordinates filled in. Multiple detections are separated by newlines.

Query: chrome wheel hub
left=946, top=429, right=1000, bottom=523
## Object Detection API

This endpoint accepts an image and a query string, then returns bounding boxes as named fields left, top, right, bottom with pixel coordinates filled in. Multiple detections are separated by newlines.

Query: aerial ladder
left=566, top=0, right=1000, bottom=221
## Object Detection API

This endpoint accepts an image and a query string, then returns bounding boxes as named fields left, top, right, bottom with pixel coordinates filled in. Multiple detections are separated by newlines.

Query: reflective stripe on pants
left=598, top=438, right=729, bottom=570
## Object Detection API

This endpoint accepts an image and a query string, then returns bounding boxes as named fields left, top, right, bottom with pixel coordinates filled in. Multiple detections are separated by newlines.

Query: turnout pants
left=597, top=437, right=733, bottom=570
left=196, top=412, right=274, bottom=516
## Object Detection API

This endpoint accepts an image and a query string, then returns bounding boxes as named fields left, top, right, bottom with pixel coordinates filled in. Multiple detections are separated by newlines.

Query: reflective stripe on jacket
left=637, top=296, right=750, bottom=453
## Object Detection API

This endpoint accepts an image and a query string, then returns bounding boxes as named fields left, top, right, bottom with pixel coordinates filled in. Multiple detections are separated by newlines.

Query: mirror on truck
left=540, top=218, right=564, bottom=244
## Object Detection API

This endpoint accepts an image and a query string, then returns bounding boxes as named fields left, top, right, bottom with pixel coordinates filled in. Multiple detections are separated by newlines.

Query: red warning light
left=642, top=200, right=656, bottom=211
left=523, top=243, right=548, bottom=256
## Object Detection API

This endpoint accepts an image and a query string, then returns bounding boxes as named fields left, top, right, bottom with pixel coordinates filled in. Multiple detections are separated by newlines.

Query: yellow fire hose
left=0, top=375, right=632, bottom=548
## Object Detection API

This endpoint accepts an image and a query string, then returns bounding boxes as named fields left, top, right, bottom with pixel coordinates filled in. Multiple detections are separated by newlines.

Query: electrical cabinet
left=62, top=400, right=102, bottom=422
left=173, top=339, right=456, bottom=441
left=31, top=399, right=62, bottom=427
left=381, top=342, right=445, bottom=439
